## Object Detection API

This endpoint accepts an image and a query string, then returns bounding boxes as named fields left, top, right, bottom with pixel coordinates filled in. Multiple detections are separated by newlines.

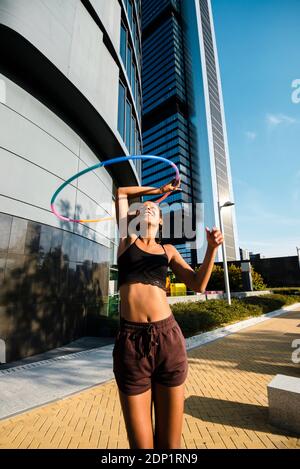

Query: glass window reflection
left=120, top=22, right=127, bottom=67
left=118, top=81, right=126, bottom=139
left=8, top=218, right=28, bottom=255
left=0, top=213, right=12, bottom=253
left=125, top=99, right=131, bottom=150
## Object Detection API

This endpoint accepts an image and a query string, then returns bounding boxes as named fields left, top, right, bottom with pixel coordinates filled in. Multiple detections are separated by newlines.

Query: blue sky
left=211, top=0, right=300, bottom=258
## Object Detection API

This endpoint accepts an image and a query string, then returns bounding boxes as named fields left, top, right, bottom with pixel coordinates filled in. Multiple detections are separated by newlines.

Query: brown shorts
left=112, top=313, right=188, bottom=395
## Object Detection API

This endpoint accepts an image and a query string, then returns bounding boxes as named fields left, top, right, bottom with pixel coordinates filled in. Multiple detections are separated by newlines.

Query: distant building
left=249, top=252, right=263, bottom=260
left=240, top=248, right=250, bottom=260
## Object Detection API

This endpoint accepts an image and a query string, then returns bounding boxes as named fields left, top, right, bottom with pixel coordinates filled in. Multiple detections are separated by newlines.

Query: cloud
left=245, top=131, right=257, bottom=140
left=266, top=113, right=298, bottom=126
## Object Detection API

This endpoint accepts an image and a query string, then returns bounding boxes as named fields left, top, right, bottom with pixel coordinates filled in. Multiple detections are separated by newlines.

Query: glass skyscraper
left=141, top=0, right=239, bottom=264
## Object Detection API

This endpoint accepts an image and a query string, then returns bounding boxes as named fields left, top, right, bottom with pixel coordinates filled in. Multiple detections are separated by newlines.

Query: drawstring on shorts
left=129, top=323, right=159, bottom=359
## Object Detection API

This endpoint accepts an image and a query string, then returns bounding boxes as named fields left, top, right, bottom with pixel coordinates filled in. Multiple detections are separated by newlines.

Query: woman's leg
left=118, top=387, right=154, bottom=449
left=152, top=382, right=185, bottom=449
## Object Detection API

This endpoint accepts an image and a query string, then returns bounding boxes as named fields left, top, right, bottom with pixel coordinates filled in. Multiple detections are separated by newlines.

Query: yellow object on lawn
left=170, top=283, right=187, bottom=296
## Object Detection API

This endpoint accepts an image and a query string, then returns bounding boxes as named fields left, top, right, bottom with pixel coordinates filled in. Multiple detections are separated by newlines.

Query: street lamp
left=296, top=247, right=300, bottom=270
left=217, top=200, right=235, bottom=305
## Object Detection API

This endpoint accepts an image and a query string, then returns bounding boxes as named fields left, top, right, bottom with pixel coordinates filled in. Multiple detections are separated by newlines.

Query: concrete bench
left=267, top=374, right=300, bottom=434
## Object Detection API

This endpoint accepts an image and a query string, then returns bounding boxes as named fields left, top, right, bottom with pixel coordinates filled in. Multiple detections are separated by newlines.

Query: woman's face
left=137, top=202, right=162, bottom=228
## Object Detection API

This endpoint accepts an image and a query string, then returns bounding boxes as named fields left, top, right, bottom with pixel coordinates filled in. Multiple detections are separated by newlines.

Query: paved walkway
left=0, top=308, right=300, bottom=449
left=0, top=346, right=115, bottom=420
left=0, top=336, right=113, bottom=371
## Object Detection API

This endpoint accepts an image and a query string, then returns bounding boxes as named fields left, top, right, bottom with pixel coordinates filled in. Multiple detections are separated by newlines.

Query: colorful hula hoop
left=50, top=154, right=180, bottom=223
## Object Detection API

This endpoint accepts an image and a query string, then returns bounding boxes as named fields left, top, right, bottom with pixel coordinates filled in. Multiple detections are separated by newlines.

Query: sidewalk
left=0, top=307, right=300, bottom=449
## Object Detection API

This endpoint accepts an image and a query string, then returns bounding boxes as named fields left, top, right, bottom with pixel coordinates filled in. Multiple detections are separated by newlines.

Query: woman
left=113, top=177, right=224, bottom=449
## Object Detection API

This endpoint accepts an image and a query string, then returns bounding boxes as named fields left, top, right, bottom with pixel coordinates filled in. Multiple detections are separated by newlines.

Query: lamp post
left=296, top=247, right=300, bottom=270
left=217, top=200, right=235, bottom=305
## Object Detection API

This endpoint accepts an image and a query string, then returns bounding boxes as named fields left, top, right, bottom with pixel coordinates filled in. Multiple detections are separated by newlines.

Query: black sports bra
left=117, top=236, right=169, bottom=292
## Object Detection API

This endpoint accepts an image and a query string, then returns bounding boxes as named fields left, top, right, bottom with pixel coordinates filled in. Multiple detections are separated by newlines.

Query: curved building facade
left=0, top=0, right=142, bottom=362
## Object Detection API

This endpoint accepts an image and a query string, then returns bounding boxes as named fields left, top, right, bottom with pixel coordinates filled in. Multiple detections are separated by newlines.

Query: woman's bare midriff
left=119, top=282, right=172, bottom=322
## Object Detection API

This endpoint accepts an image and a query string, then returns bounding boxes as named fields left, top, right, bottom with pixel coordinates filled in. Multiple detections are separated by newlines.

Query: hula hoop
left=50, top=155, right=180, bottom=223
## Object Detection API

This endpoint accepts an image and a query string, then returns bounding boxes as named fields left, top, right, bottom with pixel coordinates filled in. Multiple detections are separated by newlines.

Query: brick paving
left=0, top=308, right=300, bottom=449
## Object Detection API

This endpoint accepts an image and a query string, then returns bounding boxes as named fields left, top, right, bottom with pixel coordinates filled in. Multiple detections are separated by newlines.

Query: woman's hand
left=159, top=177, right=182, bottom=194
left=205, top=226, right=224, bottom=249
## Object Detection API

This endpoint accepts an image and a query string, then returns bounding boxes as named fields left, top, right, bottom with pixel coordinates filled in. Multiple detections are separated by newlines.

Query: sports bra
left=117, top=236, right=170, bottom=292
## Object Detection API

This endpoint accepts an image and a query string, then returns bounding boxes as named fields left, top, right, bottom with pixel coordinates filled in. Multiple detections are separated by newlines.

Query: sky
left=211, top=0, right=300, bottom=258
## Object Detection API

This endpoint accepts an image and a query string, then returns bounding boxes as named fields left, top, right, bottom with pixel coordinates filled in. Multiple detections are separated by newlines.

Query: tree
left=197, top=264, right=267, bottom=292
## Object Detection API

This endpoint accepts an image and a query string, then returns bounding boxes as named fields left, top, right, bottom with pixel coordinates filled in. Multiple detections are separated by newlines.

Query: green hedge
left=269, top=287, right=300, bottom=296
left=171, top=293, right=300, bottom=337
left=171, top=298, right=261, bottom=336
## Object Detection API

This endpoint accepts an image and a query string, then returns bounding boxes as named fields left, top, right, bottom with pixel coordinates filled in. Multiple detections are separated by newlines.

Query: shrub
left=228, top=264, right=244, bottom=291
left=170, top=293, right=300, bottom=337
left=270, top=287, right=300, bottom=296
left=202, top=264, right=267, bottom=292
left=251, top=268, right=267, bottom=290
left=171, top=298, right=261, bottom=335
left=200, top=265, right=224, bottom=291
left=241, top=293, right=300, bottom=313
